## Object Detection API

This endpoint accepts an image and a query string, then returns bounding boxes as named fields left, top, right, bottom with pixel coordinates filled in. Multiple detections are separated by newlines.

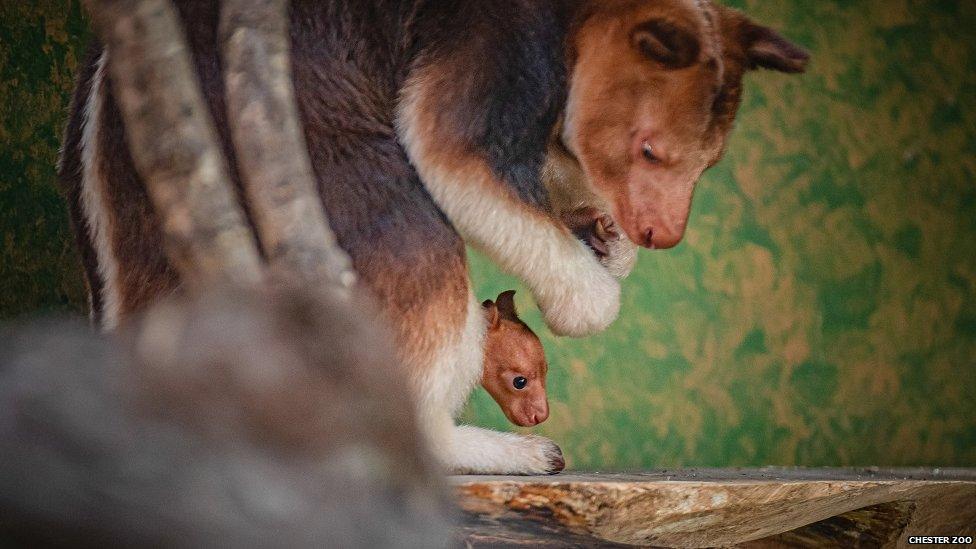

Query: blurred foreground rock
left=0, top=287, right=451, bottom=548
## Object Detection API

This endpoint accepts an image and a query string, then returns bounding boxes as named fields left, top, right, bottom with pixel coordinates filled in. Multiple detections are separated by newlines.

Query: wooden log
left=218, top=0, right=356, bottom=290
left=453, top=469, right=976, bottom=548
left=741, top=501, right=916, bottom=548
left=83, top=0, right=263, bottom=289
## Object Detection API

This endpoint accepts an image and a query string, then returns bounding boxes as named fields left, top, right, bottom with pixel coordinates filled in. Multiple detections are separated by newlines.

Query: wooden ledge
left=452, top=468, right=976, bottom=547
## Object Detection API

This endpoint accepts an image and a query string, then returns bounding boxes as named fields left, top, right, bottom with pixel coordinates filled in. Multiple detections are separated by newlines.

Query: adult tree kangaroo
left=60, top=0, right=808, bottom=474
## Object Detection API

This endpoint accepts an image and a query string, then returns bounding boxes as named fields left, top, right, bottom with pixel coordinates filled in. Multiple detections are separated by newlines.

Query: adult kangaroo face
left=561, top=0, right=809, bottom=250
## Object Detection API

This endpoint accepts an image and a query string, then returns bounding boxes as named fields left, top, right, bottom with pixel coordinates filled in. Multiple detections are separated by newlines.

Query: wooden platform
left=452, top=468, right=976, bottom=548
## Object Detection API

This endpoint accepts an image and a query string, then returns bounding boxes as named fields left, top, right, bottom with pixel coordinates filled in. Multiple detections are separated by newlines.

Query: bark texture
left=219, top=0, right=356, bottom=290
left=84, top=0, right=263, bottom=289
left=453, top=470, right=976, bottom=548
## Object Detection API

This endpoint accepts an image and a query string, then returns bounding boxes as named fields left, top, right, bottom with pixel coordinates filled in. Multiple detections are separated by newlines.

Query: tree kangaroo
left=60, top=0, right=807, bottom=474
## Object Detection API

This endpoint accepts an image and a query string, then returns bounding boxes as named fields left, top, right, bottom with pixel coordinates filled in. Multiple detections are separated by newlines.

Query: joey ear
left=482, top=299, right=500, bottom=329
left=495, top=290, right=518, bottom=321
left=741, top=23, right=809, bottom=73
left=631, top=20, right=701, bottom=69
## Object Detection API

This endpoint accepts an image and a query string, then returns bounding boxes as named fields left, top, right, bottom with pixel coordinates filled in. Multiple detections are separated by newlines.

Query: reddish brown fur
left=481, top=291, right=549, bottom=427
left=59, top=0, right=807, bottom=475
left=563, top=0, right=808, bottom=250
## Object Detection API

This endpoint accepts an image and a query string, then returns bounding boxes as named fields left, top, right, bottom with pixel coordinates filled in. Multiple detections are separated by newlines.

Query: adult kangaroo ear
left=741, top=22, right=809, bottom=73
left=495, top=290, right=519, bottom=322
left=630, top=19, right=701, bottom=69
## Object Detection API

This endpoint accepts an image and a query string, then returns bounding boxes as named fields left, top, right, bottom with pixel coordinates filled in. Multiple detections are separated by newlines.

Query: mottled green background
left=2, top=1, right=974, bottom=469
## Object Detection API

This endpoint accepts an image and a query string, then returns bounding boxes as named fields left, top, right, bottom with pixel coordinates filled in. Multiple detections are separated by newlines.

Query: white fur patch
left=438, top=422, right=564, bottom=475
left=413, top=289, right=486, bottom=424
left=397, top=77, right=620, bottom=337
left=80, top=51, right=122, bottom=331
left=602, top=237, right=639, bottom=280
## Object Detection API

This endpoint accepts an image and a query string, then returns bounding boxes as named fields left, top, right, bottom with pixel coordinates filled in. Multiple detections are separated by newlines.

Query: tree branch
left=83, top=0, right=263, bottom=289
left=219, top=0, right=356, bottom=290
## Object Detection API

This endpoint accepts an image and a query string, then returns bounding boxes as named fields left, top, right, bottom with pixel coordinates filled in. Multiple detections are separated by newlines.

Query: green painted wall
left=0, top=1, right=89, bottom=317
left=2, top=1, right=974, bottom=469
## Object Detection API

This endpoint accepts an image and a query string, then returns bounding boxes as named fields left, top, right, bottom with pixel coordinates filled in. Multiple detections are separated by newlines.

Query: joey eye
left=513, top=376, right=528, bottom=390
left=641, top=141, right=660, bottom=164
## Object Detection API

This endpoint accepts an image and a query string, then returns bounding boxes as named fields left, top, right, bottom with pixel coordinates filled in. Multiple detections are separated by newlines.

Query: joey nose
left=533, top=402, right=550, bottom=424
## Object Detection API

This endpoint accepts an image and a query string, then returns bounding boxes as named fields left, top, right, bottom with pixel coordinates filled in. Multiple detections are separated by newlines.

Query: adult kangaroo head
left=560, top=0, right=809, bottom=250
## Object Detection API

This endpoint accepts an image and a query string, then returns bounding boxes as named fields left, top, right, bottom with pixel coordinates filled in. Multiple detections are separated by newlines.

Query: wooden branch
left=83, top=0, right=263, bottom=289
left=453, top=470, right=976, bottom=547
left=219, top=0, right=356, bottom=290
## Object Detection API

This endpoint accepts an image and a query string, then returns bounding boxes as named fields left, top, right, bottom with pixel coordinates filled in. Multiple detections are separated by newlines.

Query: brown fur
left=481, top=291, right=549, bottom=427
left=561, top=0, right=808, bottom=250
left=62, top=0, right=808, bottom=335
left=97, top=84, right=183, bottom=316
left=59, top=0, right=807, bottom=475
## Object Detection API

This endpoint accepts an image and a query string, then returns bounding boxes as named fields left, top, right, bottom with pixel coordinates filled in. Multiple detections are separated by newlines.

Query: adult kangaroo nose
left=643, top=226, right=683, bottom=249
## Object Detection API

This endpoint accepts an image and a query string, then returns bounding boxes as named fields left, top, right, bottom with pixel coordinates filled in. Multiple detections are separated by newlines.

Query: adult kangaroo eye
left=641, top=141, right=660, bottom=164
left=513, top=376, right=528, bottom=390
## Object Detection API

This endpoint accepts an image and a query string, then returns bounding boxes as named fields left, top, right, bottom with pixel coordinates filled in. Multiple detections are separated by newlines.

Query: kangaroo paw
left=442, top=426, right=566, bottom=475
left=564, top=207, right=637, bottom=280
left=508, top=434, right=565, bottom=475
left=534, top=258, right=620, bottom=338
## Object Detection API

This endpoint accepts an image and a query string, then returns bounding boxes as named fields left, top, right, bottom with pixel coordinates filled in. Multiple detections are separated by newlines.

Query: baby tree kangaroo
left=482, top=291, right=549, bottom=428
